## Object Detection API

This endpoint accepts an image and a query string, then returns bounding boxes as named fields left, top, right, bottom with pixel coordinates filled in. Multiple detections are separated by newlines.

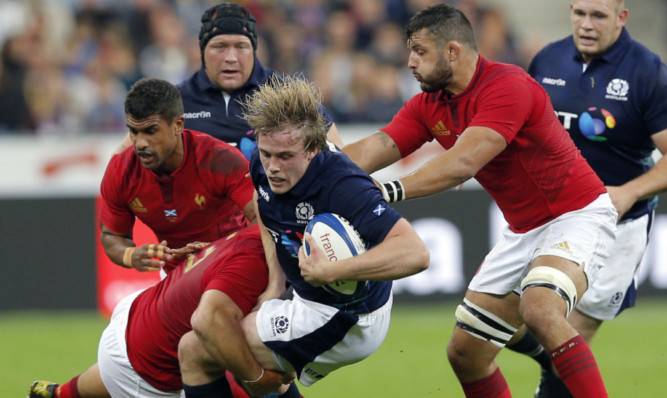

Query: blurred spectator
left=137, top=3, right=191, bottom=83
left=369, top=22, right=409, bottom=67
left=0, top=36, right=32, bottom=133
left=0, top=0, right=622, bottom=135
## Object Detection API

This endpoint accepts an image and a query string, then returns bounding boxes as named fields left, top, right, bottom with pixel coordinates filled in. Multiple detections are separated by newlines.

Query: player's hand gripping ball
left=303, top=213, right=367, bottom=295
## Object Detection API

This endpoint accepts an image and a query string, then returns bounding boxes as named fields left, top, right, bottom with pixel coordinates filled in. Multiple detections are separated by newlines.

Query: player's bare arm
left=298, top=218, right=429, bottom=285
left=325, top=123, right=344, bottom=148
left=113, top=132, right=132, bottom=155
left=342, top=130, right=402, bottom=174
left=169, top=241, right=211, bottom=260
left=99, top=223, right=170, bottom=271
left=606, top=129, right=667, bottom=218
left=252, top=192, right=287, bottom=310
left=400, top=126, right=507, bottom=199
left=181, top=290, right=291, bottom=396
left=242, top=199, right=257, bottom=225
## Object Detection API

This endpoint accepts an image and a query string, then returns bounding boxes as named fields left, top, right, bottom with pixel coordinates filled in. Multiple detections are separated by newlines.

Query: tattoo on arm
left=375, top=131, right=397, bottom=150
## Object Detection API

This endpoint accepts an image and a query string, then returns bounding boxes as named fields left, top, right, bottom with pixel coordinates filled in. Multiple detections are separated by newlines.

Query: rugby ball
left=304, top=213, right=367, bottom=295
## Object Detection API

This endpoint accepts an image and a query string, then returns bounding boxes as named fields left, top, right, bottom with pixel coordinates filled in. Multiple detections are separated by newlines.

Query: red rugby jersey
left=125, top=224, right=267, bottom=391
left=382, top=57, right=605, bottom=233
left=100, top=129, right=253, bottom=271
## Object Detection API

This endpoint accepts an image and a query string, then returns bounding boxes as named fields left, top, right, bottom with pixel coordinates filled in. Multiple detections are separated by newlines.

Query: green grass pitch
left=2, top=299, right=666, bottom=397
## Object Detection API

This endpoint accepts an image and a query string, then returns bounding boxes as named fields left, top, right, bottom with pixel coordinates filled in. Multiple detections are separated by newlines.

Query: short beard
left=419, top=57, right=453, bottom=93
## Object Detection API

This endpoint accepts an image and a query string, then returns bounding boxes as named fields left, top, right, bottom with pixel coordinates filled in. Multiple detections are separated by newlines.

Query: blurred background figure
left=0, top=0, right=664, bottom=136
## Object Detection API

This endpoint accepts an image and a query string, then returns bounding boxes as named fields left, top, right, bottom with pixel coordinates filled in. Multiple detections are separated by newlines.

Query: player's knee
left=520, top=266, right=578, bottom=333
left=521, top=266, right=578, bottom=314
left=446, top=335, right=495, bottom=381
left=454, top=298, right=518, bottom=348
left=177, top=331, right=199, bottom=371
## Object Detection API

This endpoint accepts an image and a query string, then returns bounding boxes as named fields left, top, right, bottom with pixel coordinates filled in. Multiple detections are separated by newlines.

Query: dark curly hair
left=124, top=78, right=184, bottom=123
left=405, top=3, right=477, bottom=50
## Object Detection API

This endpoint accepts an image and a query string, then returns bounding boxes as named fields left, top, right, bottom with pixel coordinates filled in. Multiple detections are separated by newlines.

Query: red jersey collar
left=439, top=55, right=486, bottom=101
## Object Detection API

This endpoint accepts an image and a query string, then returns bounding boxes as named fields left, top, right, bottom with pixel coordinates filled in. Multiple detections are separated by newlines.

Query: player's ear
left=447, top=41, right=461, bottom=61
left=174, top=115, right=185, bottom=135
left=307, top=147, right=318, bottom=161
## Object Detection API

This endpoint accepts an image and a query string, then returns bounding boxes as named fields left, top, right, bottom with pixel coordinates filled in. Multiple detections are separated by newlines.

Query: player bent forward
left=28, top=225, right=298, bottom=398
left=342, top=4, right=618, bottom=397
left=178, top=75, right=430, bottom=397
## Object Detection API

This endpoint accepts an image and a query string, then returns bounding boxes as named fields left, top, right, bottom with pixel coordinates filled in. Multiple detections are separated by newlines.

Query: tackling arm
left=400, top=126, right=507, bottom=199
left=252, top=192, right=287, bottom=310
left=243, top=199, right=257, bottom=225
left=99, top=223, right=169, bottom=271
left=188, top=290, right=263, bottom=381
left=326, top=123, right=344, bottom=148
left=182, top=290, right=290, bottom=395
left=342, top=131, right=403, bottom=174
left=113, top=132, right=132, bottom=154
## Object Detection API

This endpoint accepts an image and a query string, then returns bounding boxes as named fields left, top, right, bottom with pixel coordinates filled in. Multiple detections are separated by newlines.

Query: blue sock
left=183, top=377, right=233, bottom=398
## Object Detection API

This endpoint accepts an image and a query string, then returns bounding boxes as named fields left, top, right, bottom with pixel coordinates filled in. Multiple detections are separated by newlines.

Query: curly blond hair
left=241, top=74, right=328, bottom=152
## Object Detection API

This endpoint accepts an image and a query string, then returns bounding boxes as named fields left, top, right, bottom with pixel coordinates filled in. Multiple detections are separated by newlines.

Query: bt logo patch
left=579, top=107, right=616, bottom=141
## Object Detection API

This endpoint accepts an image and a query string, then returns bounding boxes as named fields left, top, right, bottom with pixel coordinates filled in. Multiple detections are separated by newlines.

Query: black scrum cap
left=199, top=3, right=257, bottom=52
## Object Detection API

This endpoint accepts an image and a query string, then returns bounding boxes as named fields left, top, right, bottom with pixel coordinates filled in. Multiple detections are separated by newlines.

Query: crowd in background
left=0, top=0, right=530, bottom=135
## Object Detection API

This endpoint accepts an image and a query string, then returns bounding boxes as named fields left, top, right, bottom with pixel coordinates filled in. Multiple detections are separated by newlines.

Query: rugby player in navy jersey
left=115, top=3, right=342, bottom=159
left=507, top=1, right=667, bottom=396
left=177, top=74, right=429, bottom=397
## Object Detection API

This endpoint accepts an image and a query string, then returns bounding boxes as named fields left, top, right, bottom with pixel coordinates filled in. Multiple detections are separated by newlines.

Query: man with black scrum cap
left=178, top=2, right=342, bottom=158
left=115, top=2, right=342, bottom=158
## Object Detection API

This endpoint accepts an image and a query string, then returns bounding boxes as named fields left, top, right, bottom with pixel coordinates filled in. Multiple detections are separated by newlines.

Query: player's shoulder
left=625, top=39, right=663, bottom=70
left=177, top=72, right=198, bottom=98
left=187, top=129, right=235, bottom=148
left=477, top=59, right=534, bottom=96
left=107, top=146, right=138, bottom=173
left=101, top=148, right=140, bottom=193
left=322, top=145, right=364, bottom=174
left=230, top=224, right=263, bottom=247
left=528, top=37, right=574, bottom=73
left=187, top=130, right=249, bottom=172
left=534, top=36, right=573, bottom=59
left=483, top=58, right=529, bottom=79
left=320, top=148, right=375, bottom=192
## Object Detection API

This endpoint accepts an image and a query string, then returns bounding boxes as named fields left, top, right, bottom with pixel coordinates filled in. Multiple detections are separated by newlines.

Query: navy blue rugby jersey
left=178, top=58, right=334, bottom=160
left=250, top=143, right=402, bottom=314
left=528, top=29, right=667, bottom=220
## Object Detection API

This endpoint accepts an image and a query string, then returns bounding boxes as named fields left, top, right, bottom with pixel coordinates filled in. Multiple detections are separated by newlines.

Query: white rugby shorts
left=469, top=193, right=617, bottom=296
left=97, top=289, right=184, bottom=398
left=576, top=213, right=650, bottom=320
left=256, top=292, right=392, bottom=387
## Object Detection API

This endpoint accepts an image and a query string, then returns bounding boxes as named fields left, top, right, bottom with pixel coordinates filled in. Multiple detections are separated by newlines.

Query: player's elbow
left=454, top=156, right=479, bottom=182
left=399, top=234, right=429, bottom=277
left=412, top=239, right=430, bottom=274
left=189, top=308, right=211, bottom=340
